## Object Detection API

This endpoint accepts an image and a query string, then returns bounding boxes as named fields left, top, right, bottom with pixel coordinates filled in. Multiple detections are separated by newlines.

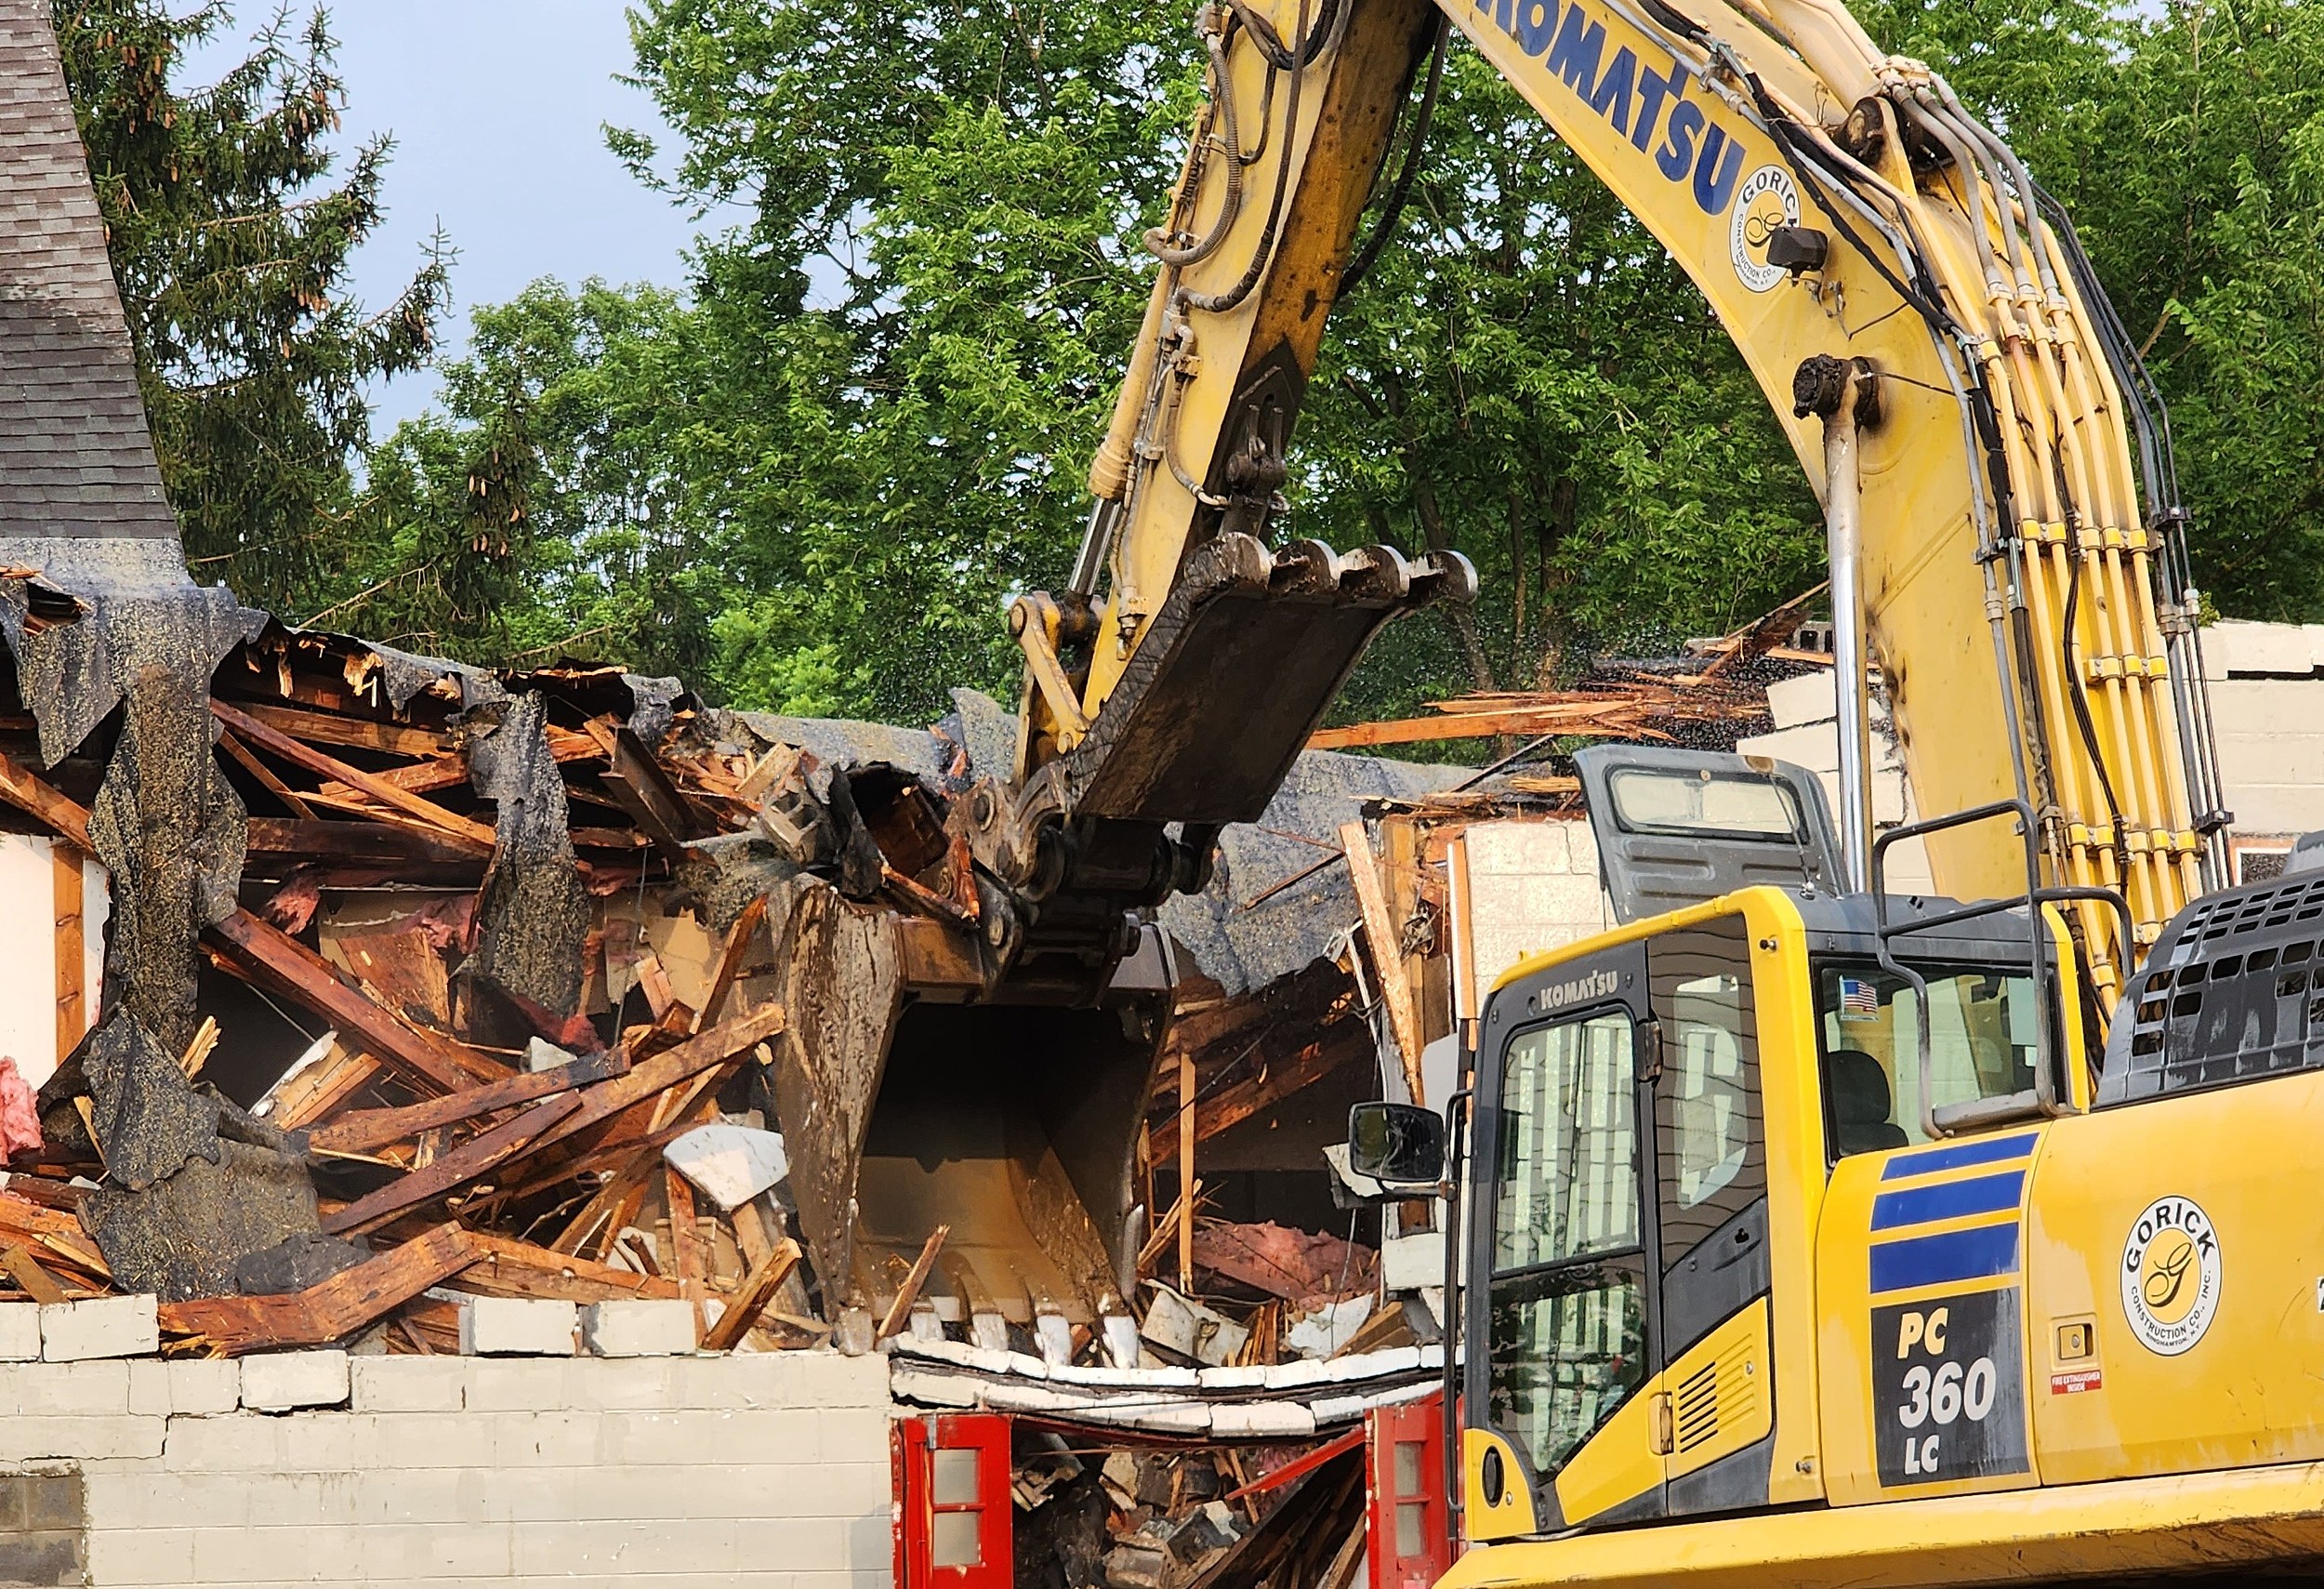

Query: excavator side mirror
left=1348, top=1102, right=1446, bottom=1186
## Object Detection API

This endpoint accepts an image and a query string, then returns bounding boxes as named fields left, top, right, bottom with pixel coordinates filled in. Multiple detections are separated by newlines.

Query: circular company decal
left=1729, top=165, right=1801, bottom=294
left=2119, top=1196, right=2222, bottom=1356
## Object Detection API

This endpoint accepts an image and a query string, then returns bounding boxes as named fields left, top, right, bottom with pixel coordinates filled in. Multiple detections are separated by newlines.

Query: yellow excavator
left=807, top=0, right=2324, bottom=1578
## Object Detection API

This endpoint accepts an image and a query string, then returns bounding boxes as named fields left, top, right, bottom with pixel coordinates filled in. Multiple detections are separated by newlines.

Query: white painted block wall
left=1461, top=818, right=1611, bottom=1012
left=0, top=833, right=106, bottom=1089
left=0, top=1351, right=894, bottom=1588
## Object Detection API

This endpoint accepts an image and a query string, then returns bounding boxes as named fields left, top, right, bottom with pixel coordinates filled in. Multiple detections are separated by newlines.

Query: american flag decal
left=1839, top=976, right=1881, bottom=1019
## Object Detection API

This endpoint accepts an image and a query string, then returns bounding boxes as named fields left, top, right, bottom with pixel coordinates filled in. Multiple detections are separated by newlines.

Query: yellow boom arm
left=1031, top=0, right=2233, bottom=1007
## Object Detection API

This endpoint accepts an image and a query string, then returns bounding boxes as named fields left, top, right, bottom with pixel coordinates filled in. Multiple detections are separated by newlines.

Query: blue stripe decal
left=1869, top=1224, right=2020, bottom=1294
left=1870, top=1170, right=2027, bottom=1231
left=1879, top=1132, right=2038, bottom=1181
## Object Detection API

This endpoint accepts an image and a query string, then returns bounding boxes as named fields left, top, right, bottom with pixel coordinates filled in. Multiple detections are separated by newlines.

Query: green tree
left=58, top=0, right=448, bottom=614
left=1853, top=0, right=2324, bottom=620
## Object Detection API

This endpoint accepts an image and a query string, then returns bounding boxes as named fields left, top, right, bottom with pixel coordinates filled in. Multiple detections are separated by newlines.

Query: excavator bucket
left=759, top=532, right=1469, bottom=1348
left=1055, top=532, right=1477, bottom=825
left=762, top=876, right=1171, bottom=1344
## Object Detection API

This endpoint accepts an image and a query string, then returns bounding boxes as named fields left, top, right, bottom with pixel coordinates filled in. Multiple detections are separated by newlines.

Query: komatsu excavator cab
left=1355, top=749, right=2130, bottom=1546
left=1357, top=748, right=2324, bottom=1586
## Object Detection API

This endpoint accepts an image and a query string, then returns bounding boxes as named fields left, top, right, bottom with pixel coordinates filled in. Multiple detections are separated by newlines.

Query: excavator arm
left=786, top=0, right=2236, bottom=1344
left=1010, top=0, right=2232, bottom=1009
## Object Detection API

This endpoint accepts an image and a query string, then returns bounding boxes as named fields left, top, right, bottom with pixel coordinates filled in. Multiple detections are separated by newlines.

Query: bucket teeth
left=1412, top=549, right=1479, bottom=604
left=1336, top=544, right=1414, bottom=603
left=1267, top=537, right=1343, bottom=598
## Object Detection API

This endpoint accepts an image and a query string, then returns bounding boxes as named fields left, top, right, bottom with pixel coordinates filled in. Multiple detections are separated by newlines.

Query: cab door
left=1468, top=940, right=1664, bottom=1533
left=1649, top=916, right=1777, bottom=1516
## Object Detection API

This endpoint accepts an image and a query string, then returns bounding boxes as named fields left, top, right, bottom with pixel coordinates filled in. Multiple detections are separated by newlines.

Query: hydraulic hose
left=1182, top=0, right=1314, bottom=316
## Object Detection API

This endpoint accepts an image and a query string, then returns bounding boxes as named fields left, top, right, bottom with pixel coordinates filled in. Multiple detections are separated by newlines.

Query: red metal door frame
left=893, top=1412, right=1013, bottom=1586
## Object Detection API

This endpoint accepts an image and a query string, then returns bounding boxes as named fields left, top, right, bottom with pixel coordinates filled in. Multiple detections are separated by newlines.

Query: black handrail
left=1869, top=799, right=2130, bottom=1134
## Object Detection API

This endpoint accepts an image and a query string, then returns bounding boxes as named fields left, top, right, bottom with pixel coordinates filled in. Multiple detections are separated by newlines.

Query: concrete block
left=486, top=1409, right=601, bottom=1468
left=172, top=1358, right=242, bottom=1417
left=40, top=1293, right=157, bottom=1360
left=1765, top=668, right=1836, bottom=728
left=0, top=1414, right=164, bottom=1462
left=582, top=1297, right=698, bottom=1357
left=737, top=1516, right=850, bottom=1572
left=2204, top=619, right=2318, bottom=679
left=0, top=1302, right=39, bottom=1360
left=80, top=1468, right=254, bottom=1531
left=1382, top=1229, right=1444, bottom=1292
left=664, top=1123, right=788, bottom=1211
left=464, top=1356, right=579, bottom=1410
left=1735, top=722, right=1839, bottom=774
left=1463, top=819, right=1570, bottom=878
left=819, top=1407, right=891, bottom=1465
left=350, top=1354, right=473, bottom=1413
left=570, top=1354, right=684, bottom=1410
left=0, top=1359, right=129, bottom=1414
left=515, top=1516, right=739, bottom=1576
left=240, top=1348, right=350, bottom=1410
left=157, top=1410, right=283, bottom=1472
left=85, top=1525, right=191, bottom=1585
left=460, top=1295, right=577, bottom=1356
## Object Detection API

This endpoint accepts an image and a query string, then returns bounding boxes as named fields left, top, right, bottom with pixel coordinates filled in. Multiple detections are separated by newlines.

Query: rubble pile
left=0, top=616, right=1018, bottom=1355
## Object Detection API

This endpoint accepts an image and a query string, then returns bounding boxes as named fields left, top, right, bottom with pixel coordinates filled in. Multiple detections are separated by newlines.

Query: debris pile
left=0, top=614, right=1013, bottom=1354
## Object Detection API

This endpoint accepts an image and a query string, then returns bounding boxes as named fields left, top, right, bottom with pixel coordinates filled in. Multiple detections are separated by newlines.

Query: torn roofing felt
left=1159, top=750, right=1461, bottom=999
left=466, top=691, right=590, bottom=1026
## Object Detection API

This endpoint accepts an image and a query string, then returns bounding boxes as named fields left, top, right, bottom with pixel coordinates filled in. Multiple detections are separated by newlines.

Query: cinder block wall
left=0, top=1352, right=892, bottom=1588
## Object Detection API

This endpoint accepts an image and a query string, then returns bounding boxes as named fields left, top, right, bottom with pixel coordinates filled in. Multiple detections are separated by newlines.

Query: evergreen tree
left=56, top=0, right=448, bottom=614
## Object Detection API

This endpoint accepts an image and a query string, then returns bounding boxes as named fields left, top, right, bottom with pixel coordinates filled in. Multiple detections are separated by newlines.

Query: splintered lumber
left=874, top=1225, right=949, bottom=1344
left=1195, top=1029, right=1368, bottom=1145
left=217, top=730, right=317, bottom=818
left=244, top=818, right=479, bottom=869
left=580, top=718, right=700, bottom=857
left=206, top=909, right=508, bottom=1093
left=304, top=1046, right=628, bottom=1158
left=1179, top=1049, right=1195, bottom=1294
left=210, top=697, right=497, bottom=854
left=1340, top=819, right=1427, bottom=1107
left=452, top=1233, right=683, bottom=1304
left=0, top=1244, right=69, bottom=1304
left=0, top=749, right=92, bottom=847
left=665, top=1167, right=708, bottom=1292
left=525, top=1003, right=787, bottom=1162
left=702, top=1238, right=800, bottom=1351
left=693, top=895, right=767, bottom=1034
left=0, top=1194, right=109, bottom=1280
left=230, top=699, right=452, bottom=760
left=321, top=1092, right=585, bottom=1237
left=158, top=1223, right=482, bottom=1355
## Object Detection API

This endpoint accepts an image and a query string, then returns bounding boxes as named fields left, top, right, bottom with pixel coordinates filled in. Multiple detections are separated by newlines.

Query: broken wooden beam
left=702, top=1238, right=801, bottom=1351
left=205, top=909, right=509, bottom=1093
left=875, top=1225, right=949, bottom=1344
left=580, top=718, right=701, bottom=858
left=211, top=697, right=497, bottom=854
left=453, top=1233, right=685, bottom=1304
left=302, top=1046, right=629, bottom=1158
left=525, top=1003, right=787, bottom=1163
left=1340, top=819, right=1428, bottom=1108
left=157, top=1223, right=482, bottom=1355
left=320, top=1092, right=585, bottom=1237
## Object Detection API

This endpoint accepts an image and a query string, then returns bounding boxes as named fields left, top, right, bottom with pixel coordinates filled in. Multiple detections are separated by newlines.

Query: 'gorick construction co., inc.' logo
left=2119, top=1196, right=2221, bottom=1356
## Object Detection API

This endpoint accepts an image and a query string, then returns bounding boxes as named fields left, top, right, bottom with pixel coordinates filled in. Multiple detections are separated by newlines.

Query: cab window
left=1488, top=1010, right=1646, bottom=1480
left=1816, top=963, right=2041, bottom=1156
left=1654, top=920, right=1764, bottom=1264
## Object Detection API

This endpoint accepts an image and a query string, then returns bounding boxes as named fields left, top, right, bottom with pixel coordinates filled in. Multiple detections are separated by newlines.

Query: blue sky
left=197, top=2, right=712, bottom=431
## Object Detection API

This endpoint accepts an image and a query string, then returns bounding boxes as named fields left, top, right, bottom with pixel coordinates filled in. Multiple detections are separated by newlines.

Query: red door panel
left=893, top=1412, right=1013, bottom=1587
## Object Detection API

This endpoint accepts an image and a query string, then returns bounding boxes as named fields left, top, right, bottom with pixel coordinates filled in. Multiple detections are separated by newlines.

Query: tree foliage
left=67, top=0, right=2324, bottom=718
left=57, top=0, right=448, bottom=614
